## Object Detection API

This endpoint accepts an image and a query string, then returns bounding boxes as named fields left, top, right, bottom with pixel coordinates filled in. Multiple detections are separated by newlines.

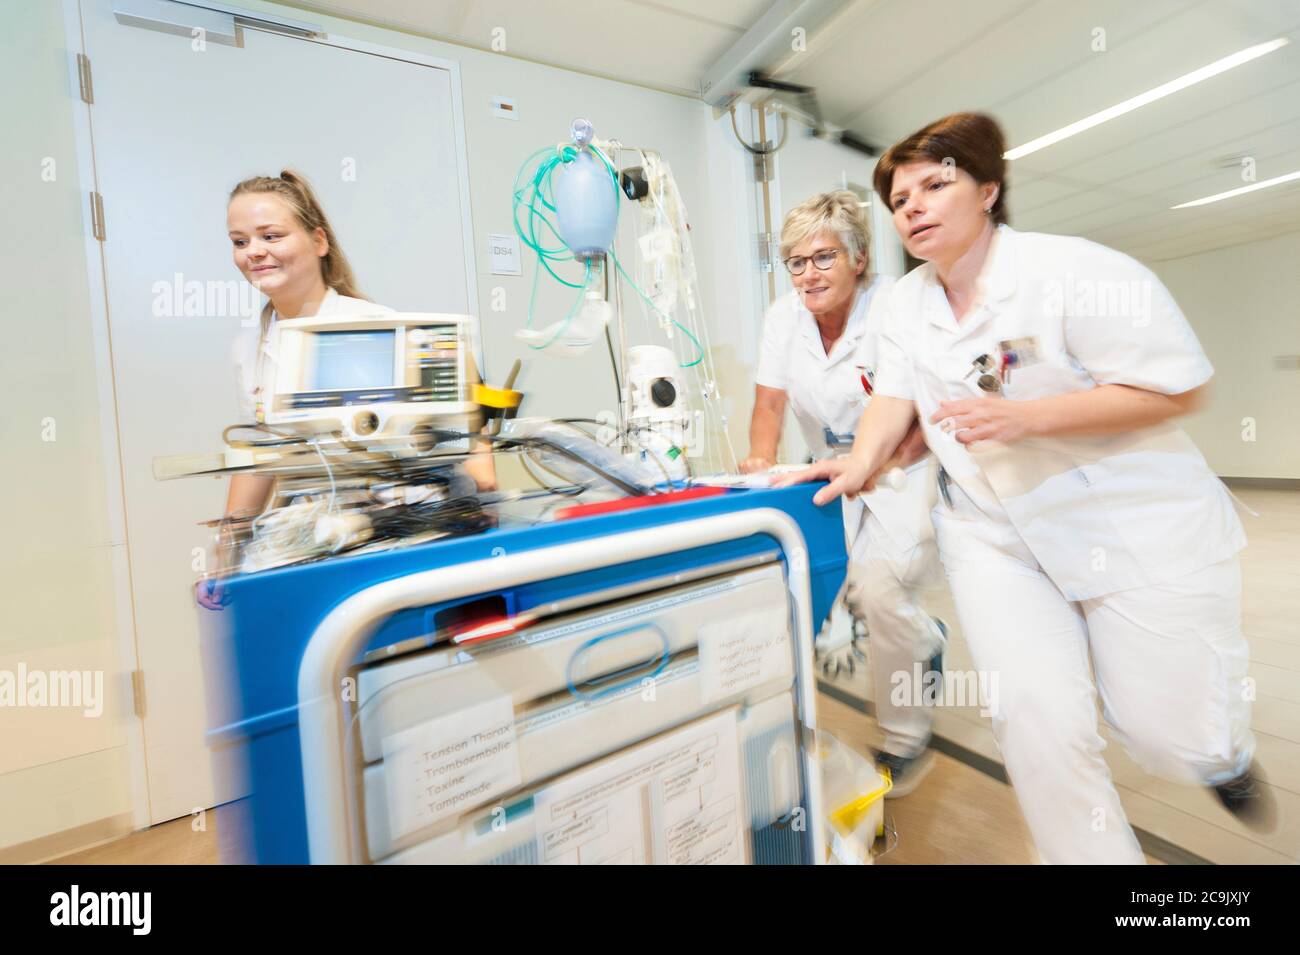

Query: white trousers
left=933, top=489, right=1255, bottom=865
left=844, top=510, right=946, bottom=759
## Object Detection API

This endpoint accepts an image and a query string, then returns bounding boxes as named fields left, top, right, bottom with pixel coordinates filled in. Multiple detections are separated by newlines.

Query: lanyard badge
left=823, top=425, right=855, bottom=449
left=997, top=337, right=1040, bottom=387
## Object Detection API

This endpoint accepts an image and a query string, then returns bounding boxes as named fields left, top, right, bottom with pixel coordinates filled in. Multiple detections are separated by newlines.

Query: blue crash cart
left=208, top=484, right=847, bottom=864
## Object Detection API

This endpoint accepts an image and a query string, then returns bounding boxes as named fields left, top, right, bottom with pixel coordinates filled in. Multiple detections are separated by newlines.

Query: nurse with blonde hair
left=198, top=170, right=492, bottom=607
left=779, top=113, right=1271, bottom=863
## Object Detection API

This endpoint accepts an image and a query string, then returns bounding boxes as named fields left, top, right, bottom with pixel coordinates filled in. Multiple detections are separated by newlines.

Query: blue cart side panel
left=209, top=484, right=846, bottom=863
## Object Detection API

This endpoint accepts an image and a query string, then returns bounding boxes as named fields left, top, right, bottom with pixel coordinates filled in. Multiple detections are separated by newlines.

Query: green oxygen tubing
left=511, top=120, right=703, bottom=365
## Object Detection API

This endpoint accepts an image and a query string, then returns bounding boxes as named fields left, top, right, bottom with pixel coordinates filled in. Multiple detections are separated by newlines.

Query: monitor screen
left=308, top=329, right=396, bottom=391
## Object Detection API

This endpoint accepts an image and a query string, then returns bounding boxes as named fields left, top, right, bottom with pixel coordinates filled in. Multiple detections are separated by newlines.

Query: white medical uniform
left=757, top=276, right=944, bottom=759
left=873, top=225, right=1253, bottom=864
left=232, top=288, right=394, bottom=422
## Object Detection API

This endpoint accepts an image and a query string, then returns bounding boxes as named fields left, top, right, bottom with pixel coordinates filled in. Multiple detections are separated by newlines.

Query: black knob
left=650, top=377, right=676, bottom=408
left=620, top=166, right=649, bottom=200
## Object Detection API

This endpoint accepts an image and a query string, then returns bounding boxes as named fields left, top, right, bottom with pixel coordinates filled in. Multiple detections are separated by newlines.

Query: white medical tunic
left=756, top=275, right=936, bottom=551
left=873, top=225, right=1246, bottom=600
left=231, top=288, right=394, bottom=423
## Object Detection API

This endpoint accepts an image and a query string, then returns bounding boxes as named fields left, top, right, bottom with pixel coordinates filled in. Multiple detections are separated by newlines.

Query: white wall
left=1151, top=230, right=1300, bottom=480
left=0, top=0, right=137, bottom=856
left=699, top=105, right=768, bottom=464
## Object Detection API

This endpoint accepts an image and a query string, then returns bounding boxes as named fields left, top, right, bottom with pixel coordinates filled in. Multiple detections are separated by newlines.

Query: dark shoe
left=927, top=618, right=947, bottom=690
left=875, top=748, right=935, bottom=799
left=1213, top=762, right=1277, bottom=833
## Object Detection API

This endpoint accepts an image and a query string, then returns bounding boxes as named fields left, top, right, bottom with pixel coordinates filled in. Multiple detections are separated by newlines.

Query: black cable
left=222, top=423, right=308, bottom=448
left=599, top=248, right=622, bottom=408
left=364, top=470, right=456, bottom=506
left=509, top=463, right=587, bottom=499
left=366, top=496, right=494, bottom=540
left=514, top=436, right=647, bottom=496
left=604, top=321, right=622, bottom=409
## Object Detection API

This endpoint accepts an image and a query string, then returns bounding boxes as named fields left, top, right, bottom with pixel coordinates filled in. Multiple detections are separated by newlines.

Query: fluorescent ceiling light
left=1005, top=38, right=1290, bottom=161
left=1171, top=169, right=1300, bottom=209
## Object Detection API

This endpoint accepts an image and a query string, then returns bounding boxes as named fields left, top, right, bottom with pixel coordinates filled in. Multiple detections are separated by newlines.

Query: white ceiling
left=285, top=0, right=773, bottom=94
left=778, top=0, right=1300, bottom=261
left=290, top=0, right=1300, bottom=261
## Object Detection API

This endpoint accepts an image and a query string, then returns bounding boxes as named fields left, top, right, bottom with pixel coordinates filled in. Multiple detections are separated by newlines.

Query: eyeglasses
left=784, top=248, right=843, bottom=275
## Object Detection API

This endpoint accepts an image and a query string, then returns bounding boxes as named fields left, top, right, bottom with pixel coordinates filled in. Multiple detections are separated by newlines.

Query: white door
left=76, top=0, right=476, bottom=823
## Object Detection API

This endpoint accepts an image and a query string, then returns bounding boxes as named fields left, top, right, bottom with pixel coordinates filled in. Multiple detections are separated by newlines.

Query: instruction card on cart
left=697, top=610, right=791, bottom=702
left=382, top=695, right=521, bottom=841
left=532, top=708, right=747, bottom=864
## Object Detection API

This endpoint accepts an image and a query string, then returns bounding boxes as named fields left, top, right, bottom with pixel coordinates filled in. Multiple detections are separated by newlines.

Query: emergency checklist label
left=381, top=696, right=521, bottom=840
left=532, top=708, right=746, bottom=865
left=697, top=611, right=791, bottom=703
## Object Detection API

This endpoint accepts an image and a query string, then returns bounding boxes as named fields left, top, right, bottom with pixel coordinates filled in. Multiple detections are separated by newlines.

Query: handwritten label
left=697, top=611, right=791, bottom=702
left=381, top=695, right=521, bottom=840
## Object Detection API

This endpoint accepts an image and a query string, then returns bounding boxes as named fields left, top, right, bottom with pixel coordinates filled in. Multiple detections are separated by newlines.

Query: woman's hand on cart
left=772, top=456, right=873, bottom=505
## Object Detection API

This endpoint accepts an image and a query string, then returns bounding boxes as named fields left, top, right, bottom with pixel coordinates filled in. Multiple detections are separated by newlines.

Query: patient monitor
left=266, top=313, right=479, bottom=447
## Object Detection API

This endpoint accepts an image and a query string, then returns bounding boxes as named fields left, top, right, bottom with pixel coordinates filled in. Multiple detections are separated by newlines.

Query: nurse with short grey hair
left=744, top=190, right=946, bottom=795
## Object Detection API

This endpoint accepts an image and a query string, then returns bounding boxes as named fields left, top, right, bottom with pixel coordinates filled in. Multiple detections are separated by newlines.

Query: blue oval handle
left=565, top=623, right=671, bottom=701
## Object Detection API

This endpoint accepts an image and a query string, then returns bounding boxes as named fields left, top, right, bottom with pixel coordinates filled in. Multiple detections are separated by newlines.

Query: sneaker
left=931, top=615, right=949, bottom=646
left=929, top=618, right=948, bottom=676
left=928, top=618, right=947, bottom=686
left=1213, top=762, right=1278, bottom=833
left=875, top=748, right=935, bottom=799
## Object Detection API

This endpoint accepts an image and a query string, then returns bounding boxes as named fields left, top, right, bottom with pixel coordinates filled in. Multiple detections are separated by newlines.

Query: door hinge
left=76, top=53, right=94, bottom=104
left=89, top=191, right=106, bottom=241
left=131, top=669, right=147, bottom=719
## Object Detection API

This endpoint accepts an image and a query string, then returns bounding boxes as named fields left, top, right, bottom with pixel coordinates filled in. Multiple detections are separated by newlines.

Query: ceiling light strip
left=1172, top=169, right=1300, bottom=209
left=1004, top=38, right=1290, bottom=161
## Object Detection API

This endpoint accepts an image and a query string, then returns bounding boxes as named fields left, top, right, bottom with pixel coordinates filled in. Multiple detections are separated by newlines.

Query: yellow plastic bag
left=818, top=732, right=892, bottom=865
